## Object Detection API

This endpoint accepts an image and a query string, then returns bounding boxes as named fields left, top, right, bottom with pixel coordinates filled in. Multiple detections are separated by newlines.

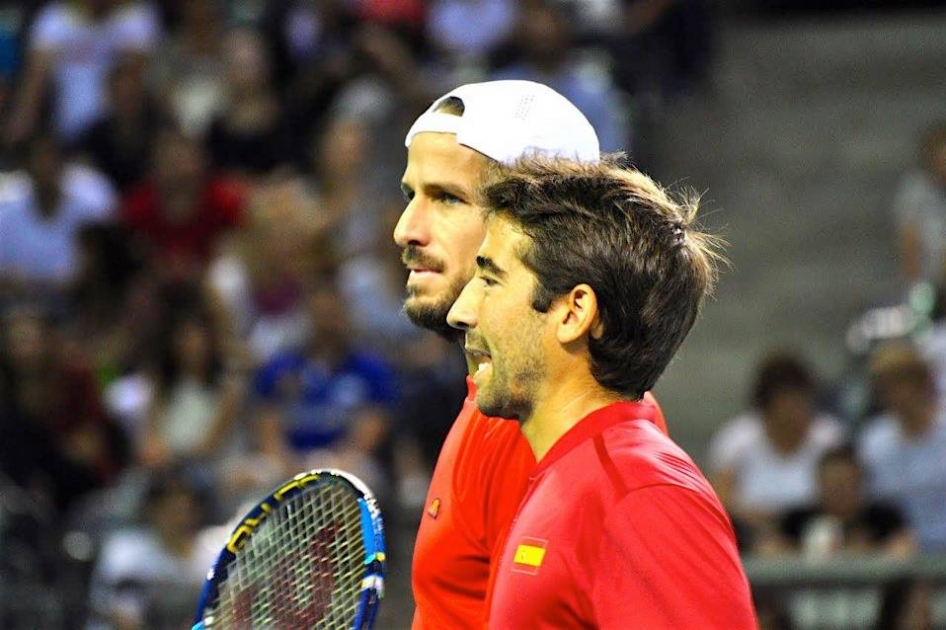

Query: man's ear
left=555, top=284, right=600, bottom=345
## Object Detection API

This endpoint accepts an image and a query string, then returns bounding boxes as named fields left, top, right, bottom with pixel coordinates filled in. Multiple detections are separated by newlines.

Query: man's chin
left=403, top=297, right=463, bottom=343
left=474, top=391, right=523, bottom=422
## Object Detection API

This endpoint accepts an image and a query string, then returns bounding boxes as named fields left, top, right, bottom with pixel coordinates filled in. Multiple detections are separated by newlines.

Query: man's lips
left=402, top=246, right=444, bottom=274
left=465, top=343, right=491, bottom=370
left=465, top=346, right=491, bottom=359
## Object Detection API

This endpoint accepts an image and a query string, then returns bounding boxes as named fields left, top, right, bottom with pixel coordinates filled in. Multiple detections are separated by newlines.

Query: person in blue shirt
left=254, top=274, right=396, bottom=490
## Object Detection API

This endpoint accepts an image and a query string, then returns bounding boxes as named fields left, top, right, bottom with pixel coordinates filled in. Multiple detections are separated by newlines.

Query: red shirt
left=488, top=401, right=755, bottom=629
left=411, top=381, right=668, bottom=630
left=121, top=178, right=244, bottom=269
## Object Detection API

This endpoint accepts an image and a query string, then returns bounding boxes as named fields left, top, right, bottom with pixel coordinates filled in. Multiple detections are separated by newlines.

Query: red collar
left=533, top=400, right=657, bottom=476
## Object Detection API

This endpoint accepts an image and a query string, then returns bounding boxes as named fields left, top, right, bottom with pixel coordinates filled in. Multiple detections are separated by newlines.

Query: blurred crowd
left=3, top=0, right=943, bottom=628
left=0, top=0, right=711, bottom=627
left=710, top=120, right=946, bottom=629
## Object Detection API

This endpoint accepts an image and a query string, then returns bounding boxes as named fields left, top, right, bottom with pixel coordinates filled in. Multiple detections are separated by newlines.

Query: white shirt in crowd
left=0, top=164, right=116, bottom=284
left=858, top=408, right=946, bottom=552
left=709, top=411, right=846, bottom=513
left=29, top=1, right=161, bottom=140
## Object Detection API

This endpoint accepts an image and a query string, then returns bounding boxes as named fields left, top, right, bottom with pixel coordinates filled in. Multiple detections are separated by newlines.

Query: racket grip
left=192, top=623, right=205, bottom=630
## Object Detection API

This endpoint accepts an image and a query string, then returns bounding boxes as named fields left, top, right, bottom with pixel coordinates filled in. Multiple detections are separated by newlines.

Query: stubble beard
left=403, top=275, right=467, bottom=343
left=475, top=327, right=545, bottom=422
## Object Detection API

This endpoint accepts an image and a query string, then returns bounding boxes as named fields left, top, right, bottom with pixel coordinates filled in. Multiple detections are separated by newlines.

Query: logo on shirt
left=512, top=537, right=548, bottom=575
left=427, top=498, right=441, bottom=519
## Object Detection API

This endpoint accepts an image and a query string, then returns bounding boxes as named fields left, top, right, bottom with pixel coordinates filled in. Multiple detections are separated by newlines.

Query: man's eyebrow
left=401, top=180, right=473, bottom=199
left=476, top=255, right=507, bottom=279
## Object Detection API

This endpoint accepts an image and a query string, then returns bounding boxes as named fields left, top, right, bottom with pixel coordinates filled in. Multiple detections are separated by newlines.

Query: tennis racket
left=192, top=468, right=386, bottom=629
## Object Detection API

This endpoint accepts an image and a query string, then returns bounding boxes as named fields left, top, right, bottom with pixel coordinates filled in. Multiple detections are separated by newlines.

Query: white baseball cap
left=405, top=80, right=600, bottom=165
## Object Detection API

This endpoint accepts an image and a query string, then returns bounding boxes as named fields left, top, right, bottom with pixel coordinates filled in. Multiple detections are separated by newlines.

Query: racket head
left=193, top=468, right=385, bottom=629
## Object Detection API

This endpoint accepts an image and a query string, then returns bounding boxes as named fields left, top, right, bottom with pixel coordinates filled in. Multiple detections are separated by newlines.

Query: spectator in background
left=426, top=0, right=518, bottom=80
left=303, top=115, right=420, bottom=350
left=491, top=0, right=629, bottom=152
left=859, top=342, right=946, bottom=553
left=893, top=122, right=946, bottom=287
left=268, top=0, right=363, bottom=153
left=0, top=306, right=123, bottom=514
left=773, top=445, right=914, bottom=558
left=63, top=222, right=147, bottom=386
left=86, top=466, right=218, bottom=630
left=351, top=0, right=427, bottom=53
left=204, top=27, right=294, bottom=180
left=206, top=178, right=322, bottom=365
left=709, top=351, right=844, bottom=547
left=877, top=578, right=936, bottom=630
left=138, top=309, right=244, bottom=472
left=253, top=277, right=397, bottom=497
left=75, top=56, right=162, bottom=193
left=151, top=0, right=227, bottom=138
left=3, top=0, right=161, bottom=146
left=121, top=127, right=245, bottom=281
left=0, top=132, right=116, bottom=307
left=608, top=0, right=713, bottom=99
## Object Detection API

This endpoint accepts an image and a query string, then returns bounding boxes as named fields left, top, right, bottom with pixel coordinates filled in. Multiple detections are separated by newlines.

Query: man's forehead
left=404, top=132, right=488, bottom=177
left=480, top=215, right=528, bottom=266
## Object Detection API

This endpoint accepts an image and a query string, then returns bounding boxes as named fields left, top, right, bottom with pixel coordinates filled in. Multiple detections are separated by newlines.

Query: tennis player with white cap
left=395, top=80, right=667, bottom=629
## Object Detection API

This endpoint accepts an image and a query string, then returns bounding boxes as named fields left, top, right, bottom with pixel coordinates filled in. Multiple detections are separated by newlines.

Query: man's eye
left=401, top=189, right=414, bottom=202
left=441, top=193, right=463, bottom=205
left=481, top=276, right=497, bottom=287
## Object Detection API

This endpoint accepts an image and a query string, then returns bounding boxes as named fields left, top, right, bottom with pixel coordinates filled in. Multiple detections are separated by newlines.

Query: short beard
left=403, top=276, right=467, bottom=343
left=475, top=327, right=545, bottom=422
left=476, top=390, right=533, bottom=422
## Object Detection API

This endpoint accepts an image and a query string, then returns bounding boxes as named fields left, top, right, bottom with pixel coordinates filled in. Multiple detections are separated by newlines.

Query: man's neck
left=521, top=374, right=622, bottom=462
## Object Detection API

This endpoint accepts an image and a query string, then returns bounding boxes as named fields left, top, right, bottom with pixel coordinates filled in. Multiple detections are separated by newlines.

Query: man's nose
left=447, top=280, right=481, bottom=331
left=393, top=197, right=429, bottom=248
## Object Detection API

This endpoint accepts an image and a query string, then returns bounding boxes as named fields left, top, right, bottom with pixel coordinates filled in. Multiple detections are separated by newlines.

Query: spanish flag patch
left=512, top=537, right=548, bottom=575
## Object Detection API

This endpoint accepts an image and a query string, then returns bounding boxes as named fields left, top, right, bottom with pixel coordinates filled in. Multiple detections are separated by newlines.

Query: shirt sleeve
left=592, top=485, right=756, bottom=629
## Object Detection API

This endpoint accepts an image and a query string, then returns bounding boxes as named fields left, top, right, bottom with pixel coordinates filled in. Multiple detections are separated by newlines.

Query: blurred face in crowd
left=183, top=0, right=222, bottom=36
left=153, top=131, right=206, bottom=204
left=174, top=319, right=212, bottom=375
left=819, top=456, right=863, bottom=521
left=447, top=215, right=550, bottom=421
left=317, top=119, right=368, bottom=182
left=224, top=28, right=271, bottom=94
left=395, top=132, right=490, bottom=341
left=520, top=3, right=569, bottom=66
left=308, top=284, right=349, bottom=342
left=108, top=58, right=147, bottom=120
left=4, top=310, right=48, bottom=374
left=761, top=387, right=813, bottom=452
left=83, top=0, right=118, bottom=19
left=150, top=486, right=202, bottom=544
left=875, top=372, right=934, bottom=425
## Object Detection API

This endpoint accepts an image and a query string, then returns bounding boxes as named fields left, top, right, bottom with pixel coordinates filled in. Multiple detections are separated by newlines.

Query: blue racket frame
left=192, top=468, right=386, bottom=629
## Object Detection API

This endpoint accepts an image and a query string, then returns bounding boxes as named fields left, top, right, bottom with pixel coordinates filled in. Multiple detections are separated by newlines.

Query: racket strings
left=210, top=482, right=366, bottom=629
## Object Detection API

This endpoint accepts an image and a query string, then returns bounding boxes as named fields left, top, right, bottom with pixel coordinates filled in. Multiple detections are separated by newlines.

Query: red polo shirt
left=411, top=381, right=668, bottom=630
left=488, top=401, right=755, bottom=629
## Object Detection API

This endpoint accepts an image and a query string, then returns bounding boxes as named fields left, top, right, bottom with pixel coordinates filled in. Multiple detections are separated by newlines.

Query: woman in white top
left=139, top=307, right=243, bottom=468
left=709, top=351, right=845, bottom=545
